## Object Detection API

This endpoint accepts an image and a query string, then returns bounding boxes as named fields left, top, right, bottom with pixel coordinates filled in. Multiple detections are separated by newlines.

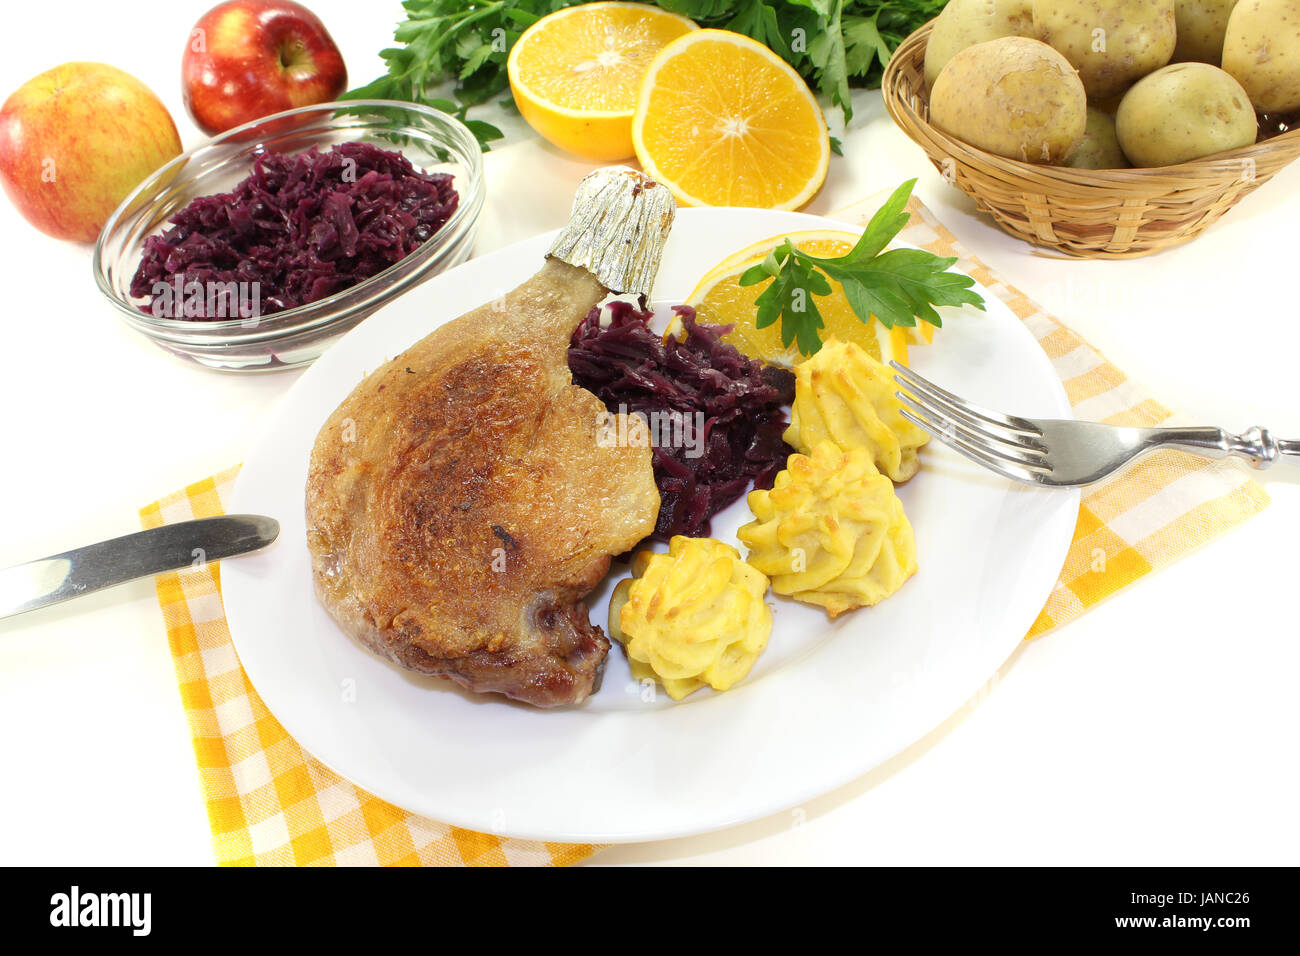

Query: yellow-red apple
left=0, top=63, right=182, bottom=242
left=182, top=0, right=347, bottom=136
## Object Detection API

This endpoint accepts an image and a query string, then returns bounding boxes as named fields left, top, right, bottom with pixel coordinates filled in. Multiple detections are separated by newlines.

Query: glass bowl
left=93, top=100, right=484, bottom=371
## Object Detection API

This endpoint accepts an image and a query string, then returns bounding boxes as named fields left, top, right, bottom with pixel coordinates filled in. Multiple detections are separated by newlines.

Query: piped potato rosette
left=609, top=536, right=772, bottom=700
left=739, top=441, right=917, bottom=618
left=784, top=338, right=929, bottom=483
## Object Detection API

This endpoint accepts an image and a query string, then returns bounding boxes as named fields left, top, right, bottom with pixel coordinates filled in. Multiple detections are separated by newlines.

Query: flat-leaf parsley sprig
left=738, top=180, right=986, bottom=357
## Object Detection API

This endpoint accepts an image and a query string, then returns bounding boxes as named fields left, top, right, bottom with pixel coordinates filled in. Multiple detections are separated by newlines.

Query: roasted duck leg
left=306, top=167, right=674, bottom=707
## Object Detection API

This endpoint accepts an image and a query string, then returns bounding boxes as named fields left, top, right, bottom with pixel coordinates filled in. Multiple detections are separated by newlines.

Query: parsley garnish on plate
left=738, top=180, right=986, bottom=357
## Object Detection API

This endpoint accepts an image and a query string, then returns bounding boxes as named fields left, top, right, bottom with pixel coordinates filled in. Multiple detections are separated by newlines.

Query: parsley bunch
left=738, top=180, right=986, bottom=357
left=344, top=1, right=947, bottom=150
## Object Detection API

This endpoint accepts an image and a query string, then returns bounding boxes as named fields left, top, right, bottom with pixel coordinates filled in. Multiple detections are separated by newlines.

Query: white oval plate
left=224, top=207, right=1079, bottom=843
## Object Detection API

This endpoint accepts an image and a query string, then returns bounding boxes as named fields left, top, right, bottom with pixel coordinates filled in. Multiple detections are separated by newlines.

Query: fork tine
left=899, top=409, right=1051, bottom=486
left=898, top=399, right=1052, bottom=472
left=895, top=385, right=1048, bottom=454
left=896, top=392, right=1050, bottom=467
left=890, top=361, right=1042, bottom=436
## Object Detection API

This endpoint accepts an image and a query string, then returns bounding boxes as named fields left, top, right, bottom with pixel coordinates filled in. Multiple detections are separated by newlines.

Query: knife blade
left=0, top=515, right=279, bottom=620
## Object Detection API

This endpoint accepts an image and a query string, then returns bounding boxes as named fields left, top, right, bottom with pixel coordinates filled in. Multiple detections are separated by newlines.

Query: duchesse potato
left=1033, top=0, right=1177, bottom=100
left=930, top=36, right=1087, bottom=164
left=1222, top=0, right=1300, bottom=113
left=1067, top=107, right=1132, bottom=167
left=1171, top=0, right=1241, bottom=64
left=785, top=338, right=929, bottom=481
left=924, top=0, right=1036, bottom=88
left=739, top=442, right=917, bottom=619
left=1116, top=62, right=1258, bottom=165
left=609, top=537, right=772, bottom=700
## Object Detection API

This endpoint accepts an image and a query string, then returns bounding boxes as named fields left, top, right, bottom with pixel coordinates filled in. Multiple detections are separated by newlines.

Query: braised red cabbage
left=129, top=141, right=457, bottom=319
left=569, top=300, right=795, bottom=540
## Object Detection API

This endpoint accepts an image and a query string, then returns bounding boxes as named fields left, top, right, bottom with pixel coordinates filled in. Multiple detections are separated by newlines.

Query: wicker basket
left=882, top=22, right=1300, bottom=258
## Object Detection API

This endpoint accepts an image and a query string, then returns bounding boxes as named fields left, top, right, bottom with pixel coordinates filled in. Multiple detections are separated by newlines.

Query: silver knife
left=0, top=515, right=279, bottom=620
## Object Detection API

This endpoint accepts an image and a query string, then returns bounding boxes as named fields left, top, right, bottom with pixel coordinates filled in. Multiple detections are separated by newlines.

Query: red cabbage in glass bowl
left=92, top=100, right=484, bottom=371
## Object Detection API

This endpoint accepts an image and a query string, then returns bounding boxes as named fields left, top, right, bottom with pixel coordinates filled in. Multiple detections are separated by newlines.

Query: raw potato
left=1222, top=0, right=1300, bottom=113
left=924, top=0, right=1036, bottom=88
left=1034, top=0, right=1177, bottom=100
left=930, top=36, right=1087, bottom=163
left=1171, top=0, right=1240, bottom=63
left=1067, top=107, right=1131, bottom=167
left=1116, top=62, right=1258, bottom=165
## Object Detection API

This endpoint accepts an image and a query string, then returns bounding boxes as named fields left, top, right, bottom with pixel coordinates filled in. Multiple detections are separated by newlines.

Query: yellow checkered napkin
left=141, top=197, right=1269, bottom=866
left=139, top=470, right=597, bottom=867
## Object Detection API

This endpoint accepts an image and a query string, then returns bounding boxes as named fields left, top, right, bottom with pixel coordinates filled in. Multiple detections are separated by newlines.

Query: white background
left=0, top=1, right=1295, bottom=865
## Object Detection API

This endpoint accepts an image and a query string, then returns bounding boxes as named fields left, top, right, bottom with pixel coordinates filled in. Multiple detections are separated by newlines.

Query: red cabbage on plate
left=569, top=299, right=795, bottom=540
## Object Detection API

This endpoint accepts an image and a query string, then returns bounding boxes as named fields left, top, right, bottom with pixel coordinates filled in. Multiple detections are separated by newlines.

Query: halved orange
left=507, top=2, right=697, bottom=161
left=677, top=231, right=935, bottom=368
left=631, top=29, right=830, bottom=210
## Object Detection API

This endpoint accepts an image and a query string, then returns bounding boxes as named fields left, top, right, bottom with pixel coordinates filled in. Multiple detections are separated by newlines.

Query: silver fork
left=890, top=362, right=1300, bottom=487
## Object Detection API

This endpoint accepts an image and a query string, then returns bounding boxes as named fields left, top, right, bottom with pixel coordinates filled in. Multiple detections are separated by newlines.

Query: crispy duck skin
left=306, top=169, right=672, bottom=707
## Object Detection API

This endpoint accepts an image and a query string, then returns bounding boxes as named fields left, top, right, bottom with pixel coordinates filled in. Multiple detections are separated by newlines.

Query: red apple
left=182, top=0, right=348, bottom=136
left=0, top=63, right=182, bottom=242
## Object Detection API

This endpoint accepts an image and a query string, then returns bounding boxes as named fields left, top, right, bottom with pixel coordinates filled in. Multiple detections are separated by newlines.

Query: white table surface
left=1, top=2, right=1296, bottom=866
